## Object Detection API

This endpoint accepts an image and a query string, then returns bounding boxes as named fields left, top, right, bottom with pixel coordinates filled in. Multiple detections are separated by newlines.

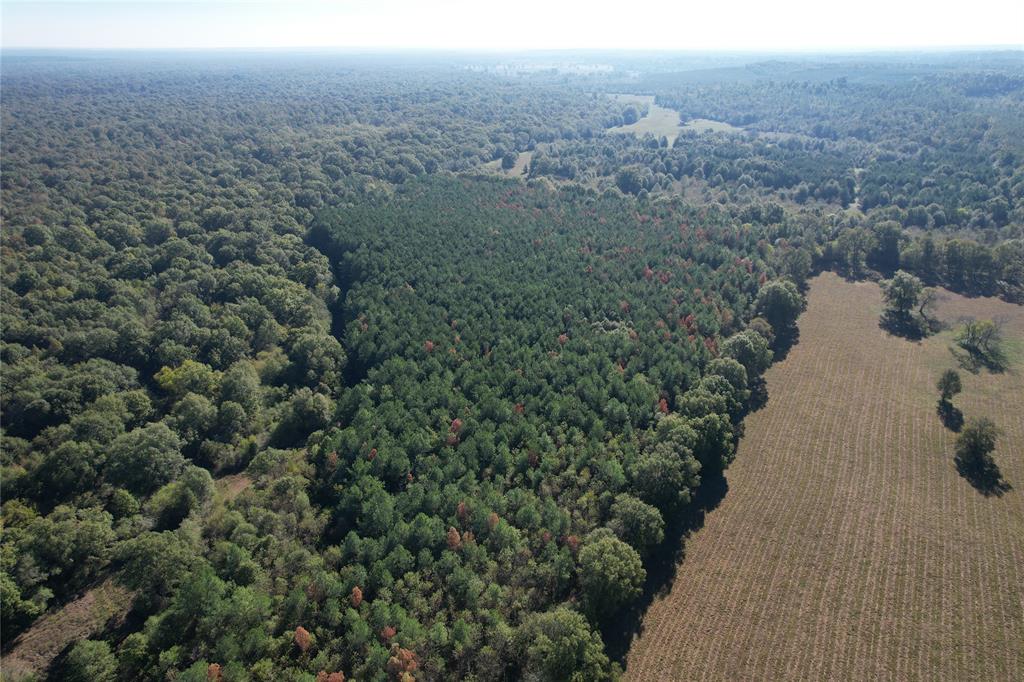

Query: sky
left=2, top=0, right=1023, bottom=52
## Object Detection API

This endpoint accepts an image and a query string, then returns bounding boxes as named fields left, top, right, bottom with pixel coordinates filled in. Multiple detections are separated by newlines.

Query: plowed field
left=626, top=272, right=1024, bottom=681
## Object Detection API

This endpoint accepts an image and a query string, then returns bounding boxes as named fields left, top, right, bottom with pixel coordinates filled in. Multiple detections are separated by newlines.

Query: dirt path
left=625, top=272, right=1024, bottom=681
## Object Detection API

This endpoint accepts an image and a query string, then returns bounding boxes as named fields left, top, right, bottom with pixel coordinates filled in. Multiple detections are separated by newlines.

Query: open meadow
left=626, top=272, right=1024, bottom=681
left=609, top=94, right=744, bottom=145
left=609, top=94, right=685, bottom=144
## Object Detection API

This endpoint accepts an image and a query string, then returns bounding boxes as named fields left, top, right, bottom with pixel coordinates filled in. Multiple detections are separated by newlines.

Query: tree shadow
left=936, top=400, right=963, bottom=432
left=955, top=455, right=1012, bottom=497
left=747, top=377, right=769, bottom=413
left=837, top=267, right=879, bottom=283
left=601, top=471, right=729, bottom=665
left=879, top=310, right=930, bottom=340
left=950, top=345, right=1008, bottom=375
left=771, top=325, right=800, bottom=362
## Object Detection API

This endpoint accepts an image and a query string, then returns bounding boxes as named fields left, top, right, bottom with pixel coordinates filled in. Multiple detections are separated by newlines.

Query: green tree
left=578, top=531, right=646, bottom=620
left=117, top=531, right=199, bottom=611
left=0, top=572, right=48, bottom=639
left=220, top=360, right=262, bottom=415
left=755, top=279, right=805, bottom=336
left=774, top=247, right=813, bottom=285
left=64, top=639, right=117, bottom=682
left=882, top=270, right=923, bottom=317
left=608, top=494, right=665, bottom=555
left=721, top=330, right=773, bottom=378
left=835, top=228, right=877, bottom=275
left=515, top=607, right=612, bottom=681
left=956, top=319, right=1003, bottom=359
left=870, top=220, right=903, bottom=272
left=615, top=166, right=647, bottom=195
left=147, top=481, right=199, bottom=530
left=955, top=417, right=999, bottom=471
left=31, top=441, right=100, bottom=500
left=22, top=506, right=116, bottom=589
left=154, top=360, right=221, bottom=399
left=706, top=357, right=749, bottom=404
left=273, top=387, right=334, bottom=446
left=106, top=422, right=186, bottom=495
left=937, top=369, right=962, bottom=403
left=632, top=416, right=701, bottom=511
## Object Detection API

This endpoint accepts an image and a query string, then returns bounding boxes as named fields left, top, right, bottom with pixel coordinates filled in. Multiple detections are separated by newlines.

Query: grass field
left=625, top=272, right=1024, bottom=681
left=609, top=95, right=744, bottom=144
left=479, top=150, right=533, bottom=177
left=609, top=95, right=684, bottom=145
left=679, top=118, right=745, bottom=135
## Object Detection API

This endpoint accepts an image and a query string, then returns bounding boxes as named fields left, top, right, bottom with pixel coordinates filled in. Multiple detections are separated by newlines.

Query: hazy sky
left=3, top=0, right=1023, bottom=51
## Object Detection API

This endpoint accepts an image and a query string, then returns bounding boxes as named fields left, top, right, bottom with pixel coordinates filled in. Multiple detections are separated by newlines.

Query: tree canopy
left=1, top=50, right=1020, bottom=681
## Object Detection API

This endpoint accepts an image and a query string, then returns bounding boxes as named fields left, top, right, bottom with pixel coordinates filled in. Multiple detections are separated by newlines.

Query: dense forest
left=1, top=51, right=1021, bottom=681
left=529, top=61, right=1024, bottom=300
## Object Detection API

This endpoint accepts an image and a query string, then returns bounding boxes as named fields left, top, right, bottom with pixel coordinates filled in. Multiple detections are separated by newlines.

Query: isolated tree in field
left=935, top=368, right=964, bottom=431
left=937, top=369, right=962, bottom=403
left=955, top=319, right=1004, bottom=368
left=578, top=531, right=646, bottom=620
left=755, top=279, right=805, bottom=337
left=916, top=287, right=939, bottom=323
left=501, top=151, right=518, bottom=170
left=955, top=418, right=999, bottom=470
left=954, top=417, right=1009, bottom=495
left=880, top=270, right=935, bottom=337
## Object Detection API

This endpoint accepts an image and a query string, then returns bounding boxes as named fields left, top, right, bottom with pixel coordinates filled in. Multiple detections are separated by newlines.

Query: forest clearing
left=608, top=95, right=685, bottom=144
left=626, top=272, right=1024, bottom=681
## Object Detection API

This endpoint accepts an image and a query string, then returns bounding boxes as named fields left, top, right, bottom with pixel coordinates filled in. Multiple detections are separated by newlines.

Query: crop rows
left=625, top=272, right=1024, bottom=681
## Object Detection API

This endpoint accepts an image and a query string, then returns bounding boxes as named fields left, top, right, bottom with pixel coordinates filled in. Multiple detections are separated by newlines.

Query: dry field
left=626, top=272, right=1024, bottom=681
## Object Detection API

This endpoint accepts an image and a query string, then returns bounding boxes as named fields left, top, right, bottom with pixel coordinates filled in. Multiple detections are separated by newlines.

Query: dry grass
left=1, top=579, right=132, bottom=680
left=625, top=272, right=1024, bottom=681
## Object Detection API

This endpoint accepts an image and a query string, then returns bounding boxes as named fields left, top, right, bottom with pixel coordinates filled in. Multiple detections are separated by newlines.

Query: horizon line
left=4, top=44, right=1023, bottom=54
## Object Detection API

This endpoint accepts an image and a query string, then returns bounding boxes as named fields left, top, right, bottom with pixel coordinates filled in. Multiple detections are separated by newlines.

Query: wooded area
left=2, top=51, right=1022, bottom=681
